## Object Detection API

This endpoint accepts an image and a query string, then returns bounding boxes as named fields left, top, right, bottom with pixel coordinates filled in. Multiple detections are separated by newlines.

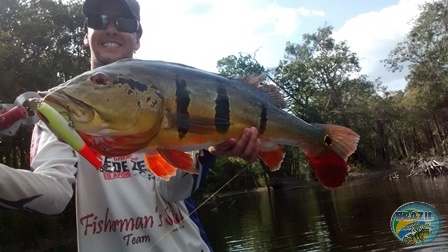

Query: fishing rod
left=146, top=164, right=250, bottom=251
left=0, top=92, right=40, bottom=135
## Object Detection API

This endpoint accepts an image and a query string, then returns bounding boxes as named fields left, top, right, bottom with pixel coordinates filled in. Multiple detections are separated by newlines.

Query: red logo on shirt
left=103, top=171, right=131, bottom=180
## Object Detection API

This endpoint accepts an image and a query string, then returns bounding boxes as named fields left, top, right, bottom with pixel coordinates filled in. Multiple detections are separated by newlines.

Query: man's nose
left=104, top=20, right=118, bottom=33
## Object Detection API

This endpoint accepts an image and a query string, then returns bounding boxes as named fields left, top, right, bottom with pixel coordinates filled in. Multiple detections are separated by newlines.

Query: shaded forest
left=0, top=0, right=448, bottom=249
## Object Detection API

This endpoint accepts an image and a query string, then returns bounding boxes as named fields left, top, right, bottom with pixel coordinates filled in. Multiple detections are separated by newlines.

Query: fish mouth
left=38, top=90, right=95, bottom=123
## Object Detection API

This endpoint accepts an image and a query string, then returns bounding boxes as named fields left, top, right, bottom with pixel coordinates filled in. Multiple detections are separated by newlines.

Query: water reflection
left=198, top=175, right=448, bottom=251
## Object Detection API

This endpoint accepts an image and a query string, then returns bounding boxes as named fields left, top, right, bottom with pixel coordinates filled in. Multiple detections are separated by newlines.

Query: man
left=0, top=0, right=261, bottom=251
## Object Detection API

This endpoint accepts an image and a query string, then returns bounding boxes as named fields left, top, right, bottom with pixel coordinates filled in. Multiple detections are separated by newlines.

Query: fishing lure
left=28, top=98, right=103, bottom=169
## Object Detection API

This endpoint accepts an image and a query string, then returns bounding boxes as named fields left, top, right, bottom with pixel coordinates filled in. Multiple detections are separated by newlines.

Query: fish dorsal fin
left=236, top=73, right=267, bottom=88
left=234, top=73, right=287, bottom=109
left=258, top=84, right=287, bottom=109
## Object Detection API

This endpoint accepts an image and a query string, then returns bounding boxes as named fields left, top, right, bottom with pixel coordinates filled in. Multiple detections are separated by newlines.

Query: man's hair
left=82, top=0, right=143, bottom=38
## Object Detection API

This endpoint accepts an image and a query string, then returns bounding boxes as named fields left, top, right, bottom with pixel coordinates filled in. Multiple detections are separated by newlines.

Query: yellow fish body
left=40, top=59, right=359, bottom=188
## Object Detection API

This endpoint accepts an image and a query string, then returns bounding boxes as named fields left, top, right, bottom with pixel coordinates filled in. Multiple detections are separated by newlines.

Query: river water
left=197, top=174, right=448, bottom=251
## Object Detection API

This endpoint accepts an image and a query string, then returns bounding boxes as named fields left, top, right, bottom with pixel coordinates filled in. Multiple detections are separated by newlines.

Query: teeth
left=102, top=42, right=120, bottom=48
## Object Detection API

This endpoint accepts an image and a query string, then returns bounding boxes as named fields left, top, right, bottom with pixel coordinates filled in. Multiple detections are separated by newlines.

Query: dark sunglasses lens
left=86, top=15, right=138, bottom=33
left=116, top=18, right=139, bottom=33
left=87, top=15, right=108, bottom=30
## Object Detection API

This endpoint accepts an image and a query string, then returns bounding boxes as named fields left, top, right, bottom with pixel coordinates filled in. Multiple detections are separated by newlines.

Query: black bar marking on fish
left=215, top=84, right=230, bottom=134
left=113, top=78, right=148, bottom=92
left=259, top=103, right=267, bottom=135
left=175, top=79, right=190, bottom=139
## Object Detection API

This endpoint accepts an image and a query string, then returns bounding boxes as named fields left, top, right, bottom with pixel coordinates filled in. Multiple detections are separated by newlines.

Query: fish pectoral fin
left=259, top=145, right=285, bottom=171
left=157, top=148, right=197, bottom=174
left=144, top=153, right=177, bottom=180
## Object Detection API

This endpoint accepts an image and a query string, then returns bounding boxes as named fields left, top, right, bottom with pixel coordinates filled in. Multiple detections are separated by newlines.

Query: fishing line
left=146, top=163, right=251, bottom=251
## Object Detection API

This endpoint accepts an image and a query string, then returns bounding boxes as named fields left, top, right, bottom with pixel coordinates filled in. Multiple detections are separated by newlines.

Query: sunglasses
left=86, top=15, right=140, bottom=33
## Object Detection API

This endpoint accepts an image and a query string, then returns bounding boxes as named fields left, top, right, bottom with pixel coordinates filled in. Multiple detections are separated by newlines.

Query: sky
left=135, top=0, right=430, bottom=91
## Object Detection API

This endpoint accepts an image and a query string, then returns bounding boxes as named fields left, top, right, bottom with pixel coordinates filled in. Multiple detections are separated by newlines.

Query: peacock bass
left=38, top=59, right=360, bottom=188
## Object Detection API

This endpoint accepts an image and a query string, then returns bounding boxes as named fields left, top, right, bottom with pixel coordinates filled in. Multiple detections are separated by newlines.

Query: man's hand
left=208, top=127, right=261, bottom=163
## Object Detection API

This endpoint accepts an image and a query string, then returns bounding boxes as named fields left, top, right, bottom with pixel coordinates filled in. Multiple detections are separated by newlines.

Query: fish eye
left=90, top=73, right=109, bottom=85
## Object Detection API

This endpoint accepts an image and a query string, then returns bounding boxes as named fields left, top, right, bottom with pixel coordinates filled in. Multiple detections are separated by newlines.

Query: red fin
left=303, top=124, right=359, bottom=188
left=157, top=148, right=197, bottom=174
left=259, top=145, right=285, bottom=171
left=307, top=150, right=348, bottom=189
left=321, top=124, right=360, bottom=161
left=144, top=153, right=177, bottom=180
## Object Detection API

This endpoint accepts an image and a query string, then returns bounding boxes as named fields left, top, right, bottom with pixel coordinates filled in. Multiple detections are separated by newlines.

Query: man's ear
left=134, top=36, right=140, bottom=52
left=84, top=33, right=90, bottom=46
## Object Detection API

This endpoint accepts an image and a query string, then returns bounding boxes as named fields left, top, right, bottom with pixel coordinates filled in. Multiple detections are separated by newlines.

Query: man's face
left=84, top=2, right=140, bottom=68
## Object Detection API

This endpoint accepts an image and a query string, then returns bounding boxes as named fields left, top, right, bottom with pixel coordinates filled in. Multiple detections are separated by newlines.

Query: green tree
left=217, top=52, right=266, bottom=77
left=383, top=0, right=448, bottom=109
left=273, top=25, right=382, bottom=169
left=0, top=0, right=89, bottom=169
left=383, top=0, right=448, bottom=158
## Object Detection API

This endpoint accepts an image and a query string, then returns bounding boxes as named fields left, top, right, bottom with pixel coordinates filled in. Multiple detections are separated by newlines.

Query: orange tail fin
left=307, top=124, right=359, bottom=188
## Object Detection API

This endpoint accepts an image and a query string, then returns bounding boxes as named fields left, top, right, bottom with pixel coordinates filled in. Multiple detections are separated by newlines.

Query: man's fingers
left=245, top=138, right=261, bottom=163
left=208, top=138, right=236, bottom=156
left=208, top=127, right=261, bottom=163
left=227, top=128, right=251, bottom=156
left=239, top=127, right=259, bottom=163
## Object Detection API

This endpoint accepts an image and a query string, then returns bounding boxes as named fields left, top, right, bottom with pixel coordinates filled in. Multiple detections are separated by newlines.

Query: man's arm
left=0, top=123, right=78, bottom=214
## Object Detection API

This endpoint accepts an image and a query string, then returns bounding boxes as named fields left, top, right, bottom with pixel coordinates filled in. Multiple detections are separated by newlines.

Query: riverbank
left=201, top=170, right=387, bottom=202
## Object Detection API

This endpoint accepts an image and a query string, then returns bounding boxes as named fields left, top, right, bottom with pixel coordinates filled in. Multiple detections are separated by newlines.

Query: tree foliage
left=383, top=0, right=448, bottom=109
left=217, top=52, right=266, bottom=77
left=0, top=0, right=88, bottom=169
left=383, top=0, right=448, bottom=158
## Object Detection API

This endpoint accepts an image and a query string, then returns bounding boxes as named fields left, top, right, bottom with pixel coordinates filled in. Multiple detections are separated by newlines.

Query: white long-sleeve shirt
left=0, top=121, right=215, bottom=251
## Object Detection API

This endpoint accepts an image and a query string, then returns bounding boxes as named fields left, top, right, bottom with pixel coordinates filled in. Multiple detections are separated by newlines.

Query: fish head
left=39, top=61, right=164, bottom=154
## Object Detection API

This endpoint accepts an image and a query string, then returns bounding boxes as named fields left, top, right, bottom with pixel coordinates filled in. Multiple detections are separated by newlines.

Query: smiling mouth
left=102, top=42, right=122, bottom=48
